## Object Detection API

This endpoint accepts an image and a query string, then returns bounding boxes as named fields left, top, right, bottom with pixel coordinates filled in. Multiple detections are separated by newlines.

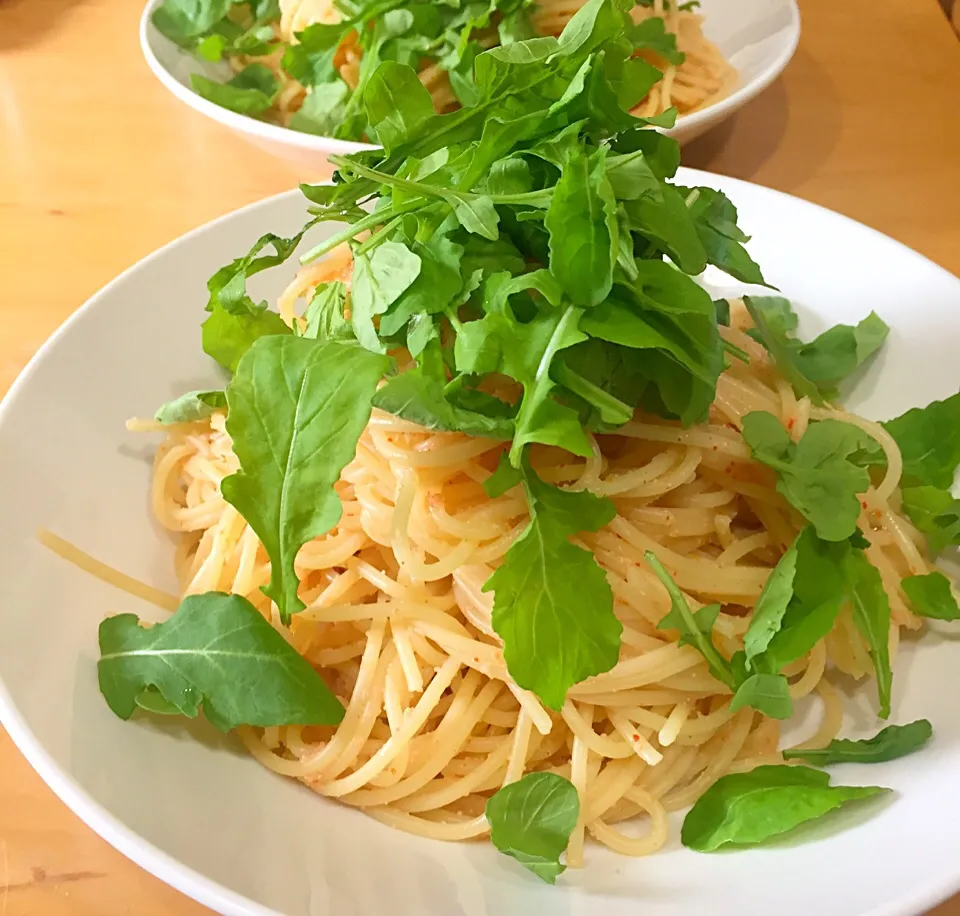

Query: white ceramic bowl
left=140, top=0, right=800, bottom=177
left=2, top=170, right=960, bottom=916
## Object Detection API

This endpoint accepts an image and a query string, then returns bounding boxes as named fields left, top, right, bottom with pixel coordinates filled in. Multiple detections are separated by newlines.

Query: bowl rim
left=4, top=174, right=960, bottom=916
left=0, top=191, right=296, bottom=916
left=138, top=0, right=801, bottom=155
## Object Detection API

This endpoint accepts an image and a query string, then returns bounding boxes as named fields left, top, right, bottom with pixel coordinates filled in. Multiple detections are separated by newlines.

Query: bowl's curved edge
left=673, top=0, right=800, bottom=143
left=2, top=176, right=960, bottom=916
left=137, top=0, right=800, bottom=154
left=0, top=189, right=306, bottom=916
left=138, top=0, right=378, bottom=158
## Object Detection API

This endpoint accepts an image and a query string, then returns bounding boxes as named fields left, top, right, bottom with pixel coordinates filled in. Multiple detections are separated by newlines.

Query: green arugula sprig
left=745, top=296, right=889, bottom=404
left=486, top=773, right=580, bottom=883
left=783, top=719, right=932, bottom=765
left=98, top=592, right=344, bottom=729
left=647, top=551, right=794, bottom=719
left=681, top=765, right=889, bottom=851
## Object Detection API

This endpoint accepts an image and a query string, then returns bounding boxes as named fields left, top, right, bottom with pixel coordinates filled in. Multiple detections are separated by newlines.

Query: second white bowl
left=140, top=0, right=800, bottom=178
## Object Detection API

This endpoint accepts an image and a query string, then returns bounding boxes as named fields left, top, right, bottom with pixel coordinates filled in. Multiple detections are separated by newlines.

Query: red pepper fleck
left=786, top=418, right=795, bottom=431
left=860, top=499, right=868, bottom=510
left=632, top=733, right=640, bottom=742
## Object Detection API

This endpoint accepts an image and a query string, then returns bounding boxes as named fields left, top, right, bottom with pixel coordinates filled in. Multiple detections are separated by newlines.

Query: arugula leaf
left=289, top=81, right=351, bottom=136
left=789, top=313, right=888, bottom=393
left=484, top=451, right=524, bottom=498
left=648, top=552, right=733, bottom=689
left=552, top=360, right=633, bottom=426
left=454, top=279, right=592, bottom=463
left=846, top=549, right=893, bottom=719
left=133, top=685, right=183, bottom=716
left=901, top=571, right=960, bottom=620
left=152, top=0, right=233, bottom=44
left=485, top=462, right=619, bottom=710
left=756, top=529, right=850, bottom=672
left=900, top=486, right=960, bottom=554
left=379, top=229, right=464, bottom=338
left=554, top=0, right=626, bottom=57
left=207, top=227, right=312, bottom=316
left=350, top=241, right=422, bottom=352
left=743, top=537, right=799, bottom=664
left=222, top=336, right=390, bottom=623
left=579, top=261, right=723, bottom=425
left=98, top=592, right=344, bottom=730
left=191, top=64, right=278, bottom=115
left=372, top=343, right=514, bottom=439
left=486, top=772, right=579, bottom=884
left=299, top=281, right=352, bottom=341
left=681, top=765, right=888, bottom=851
left=363, top=61, right=436, bottom=154
left=681, top=187, right=766, bottom=286
left=454, top=194, right=501, bottom=240
left=201, top=302, right=291, bottom=373
left=604, top=149, right=661, bottom=201
left=729, top=673, right=792, bottom=720
left=544, top=146, right=618, bottom=307
left=745, top=297, right=889, bottom=402
left=282, top=21, right=351, bottom=88
left=744, top=297, right=821, bottom=403
left=610, top=127, right=680, bottom=179
left=714, top=298, right=731, bottom=326
left=649, top=549, right=796, bottom=718
left=742, top=413, right=870, bottom=541
left=624, top=183, right=707, bottom=276
left=783, top=720, right=933, bottom=765
left=154, top=389, right=226, bottom=424
left=882, top=392, right=960, bottom=489
left=629, top=16, right=684, bottom=64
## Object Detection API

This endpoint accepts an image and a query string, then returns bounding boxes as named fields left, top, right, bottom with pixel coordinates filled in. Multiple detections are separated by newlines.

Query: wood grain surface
left=1, top=0, right=960, bottom=913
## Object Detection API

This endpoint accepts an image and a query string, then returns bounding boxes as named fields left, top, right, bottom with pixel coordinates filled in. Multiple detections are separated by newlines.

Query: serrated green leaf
left=681, top=765, right=888, bottom=851
left=98, top=592, right=344, bottom=730
left=485, top=462, right=619, bottom=709
left=784, top=720, right=933, bottom=765
left=222, top=336, right=390, bottom=622
left=486, top=772, right=579, bottom=884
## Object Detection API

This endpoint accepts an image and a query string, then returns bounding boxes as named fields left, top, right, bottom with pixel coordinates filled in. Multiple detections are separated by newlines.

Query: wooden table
left=2, top=0, right=960, bottom=912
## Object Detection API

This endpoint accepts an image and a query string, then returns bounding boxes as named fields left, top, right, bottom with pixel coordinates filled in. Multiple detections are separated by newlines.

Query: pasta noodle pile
left=146, top=263, right=928, bottom=862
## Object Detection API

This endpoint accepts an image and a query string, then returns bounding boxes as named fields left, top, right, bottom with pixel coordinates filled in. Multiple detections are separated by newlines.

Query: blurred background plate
left=140, top=0, right=800, bottom=178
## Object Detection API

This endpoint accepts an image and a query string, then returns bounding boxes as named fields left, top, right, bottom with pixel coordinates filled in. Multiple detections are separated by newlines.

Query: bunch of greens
left=152, top=0, right=688, bottom=139
left=99, top=0, right=960, bottom=884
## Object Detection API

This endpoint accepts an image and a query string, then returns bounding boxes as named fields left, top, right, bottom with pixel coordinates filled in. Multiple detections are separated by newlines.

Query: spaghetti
left=139, top=262, right=929, bottom=863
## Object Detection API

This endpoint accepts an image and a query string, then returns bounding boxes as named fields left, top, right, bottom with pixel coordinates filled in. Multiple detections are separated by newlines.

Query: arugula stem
left=330, top=154, right=460, bottom=204
left=354, top=214, right=406, bottom=256
left=645, top=551, right=735, bottom=688
left=507, top=305, right=582, bottom=467
left=299, top=199, right=425, bottom=263
left=445, top=307, right=464, bottom=333
left=723, top=339, right=751, bottom=363
left=535, top=305, right=580, bottom=382
left=487, top=190, right=553, bottom=207
left=552, top=362, right=631, bottom=424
